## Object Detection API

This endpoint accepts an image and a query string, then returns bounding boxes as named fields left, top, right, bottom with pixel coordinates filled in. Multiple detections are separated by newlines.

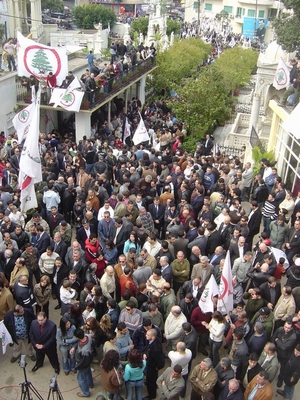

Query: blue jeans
left=209, top=338, right=222, bottom=367
left=77, top=366, right=93, bottom=396
left=59, top=346, right=75, bottom=373
left=283, top=384, right=295, bottom=400
left=126, top=379, right=144, bottom=400
left=262, top=216, right=271, bottom=236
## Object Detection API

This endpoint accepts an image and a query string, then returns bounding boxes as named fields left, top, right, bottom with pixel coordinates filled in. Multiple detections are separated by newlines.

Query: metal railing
left=16, top=58, right=156, bottom=110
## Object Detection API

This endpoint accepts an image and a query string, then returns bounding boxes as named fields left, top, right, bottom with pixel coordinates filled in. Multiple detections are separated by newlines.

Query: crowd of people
left=1, top=96, right=300, bottom=400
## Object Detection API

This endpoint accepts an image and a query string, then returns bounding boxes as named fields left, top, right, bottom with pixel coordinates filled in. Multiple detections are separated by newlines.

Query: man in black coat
left=145, top=328, right=165, bottom=399
left=35, top=226, right=50, bottom=257
left=229, top=236, right=250, bottom=265
left=51, top=232, right=68, bottom=261
left=52, top=257, right=69, bottom=310
left=246, top=201, right=262, bottom=247
left=4, top=305, right=36, bottom=363
left=109, top=218, right=129, bottom=255
left=259, top=276, right=281, bottom=308
left=284, top=220, right=300, bottom=264
left=76, top=219, right=97, bottom=249
left=148, top=197, right=165, bottom=237
left=206, top=223, right=222, bottom=257
left=133, top=318, right=162, bottom=355
left=29, top=311, right=60, bottom=373
left=218, top=379, right=244, bottom=400
left=277, top=344, right=300, bottom=399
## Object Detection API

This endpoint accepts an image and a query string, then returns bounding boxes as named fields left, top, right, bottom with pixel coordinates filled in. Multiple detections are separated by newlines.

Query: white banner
left=217, top=251, right=233, bottom=314
left=13, top=102, right=35, bottom=143
left=273, top=58, right=290, bottom=90
left=123, top=117, right=131, bottom=144
left=0, top=320, right=13, bottom=354
left=17, top=31, right=68, bottom=86
left=50, top=88, right=84, bottom=112
left=199, top=275, right=219, bottom=313
left=132, top=113, right=150, bottom=145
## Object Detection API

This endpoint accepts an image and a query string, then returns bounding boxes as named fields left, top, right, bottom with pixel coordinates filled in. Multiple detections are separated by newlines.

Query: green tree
left=130, top=17, right=149, bottom=37
left=31, top=49, right=52, bottom=73
left=214, top=47, right=258, bottom=94
left=72, top=4, right=116, bottom=29
left=171, top=66, right=233, bottom=140
left=151, top=38, right=211, bottom=94
left=41, top=0, right=63, bottom=12
left=272, top=0, right=300, bottom=52
left=166, top=19, right=181, bottom=36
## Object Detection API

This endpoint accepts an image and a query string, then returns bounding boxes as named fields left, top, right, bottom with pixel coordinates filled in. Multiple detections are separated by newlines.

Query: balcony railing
left=16, top=58, right=156, bottom=111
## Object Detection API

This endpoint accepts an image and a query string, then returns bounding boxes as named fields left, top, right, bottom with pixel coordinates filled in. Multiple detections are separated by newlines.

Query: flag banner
left=19, top=172, right=38, bottom=212
left=132, top=113, right=150, bottom=145
left=273, top=58, right=290, bottom=90
left=45, top=110, right=55, bottom=133
left=270, top=246, right=290, bottom=269
left=217, top=251, right=234, bottom=314
left=13, top=102, right=35, bottom=143
left=50, top=88, right=84, bottom=112
left=19, top=91, right=42, bottom=212
left=199, top=275, right=219, bottom=313
left=282, top=102, right=300, bottom=140
left=123, top=117, right=131, bottom=144
left=17, top=31, right=68, bottom=86
left=0, top=320, right=13, bottom=354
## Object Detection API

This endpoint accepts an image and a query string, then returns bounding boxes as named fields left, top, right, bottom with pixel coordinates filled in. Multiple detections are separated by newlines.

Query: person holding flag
left=278, top=60, right=300, bottom=107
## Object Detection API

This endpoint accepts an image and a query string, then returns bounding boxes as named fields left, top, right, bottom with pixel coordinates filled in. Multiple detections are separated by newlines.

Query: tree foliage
left=152, top=38, right=211, bottom=94
left=272, top=0, right=300, bottom=52
left=130, top=17, right=181, bottom=37
left=214, top=47, right=258, bottom=94
left=171, top=66, right=233, bottom=140
left=41, top=0, right=64, bottom=12
left=72, top=4, right=116, bottom=29
left=130, top=17, right=149, bottom=37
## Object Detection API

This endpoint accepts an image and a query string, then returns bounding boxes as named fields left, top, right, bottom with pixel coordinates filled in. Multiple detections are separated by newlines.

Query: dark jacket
left=283, top=352, right=300, bottom=386
left=4, top=308, right=35, bottom=344
left=146, top=337, right=165, bottom=370
left=29, top=318, right=57, bottom=349
left=133, top=324, right=162, bottom=354
left=272, top=326, right=297, bottom=360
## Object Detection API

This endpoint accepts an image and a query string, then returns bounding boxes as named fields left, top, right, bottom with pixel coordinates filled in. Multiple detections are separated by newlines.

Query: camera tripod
left=19, top=356, right=64, bottom=400
left=46, top=374, right=64, bottom=400
left=20, top=365, right=44, bottom=400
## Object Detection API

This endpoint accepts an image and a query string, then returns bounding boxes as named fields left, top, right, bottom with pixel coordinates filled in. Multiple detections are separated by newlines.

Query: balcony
left=16, top=58, right=157, bottom=113
left=237, top=0, right=275, bottom=5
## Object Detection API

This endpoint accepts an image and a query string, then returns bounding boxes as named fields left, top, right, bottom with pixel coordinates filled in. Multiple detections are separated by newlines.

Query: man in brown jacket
left=244, top=370, right=273, bottom=400
left=190, top=357, right=217, bottom=400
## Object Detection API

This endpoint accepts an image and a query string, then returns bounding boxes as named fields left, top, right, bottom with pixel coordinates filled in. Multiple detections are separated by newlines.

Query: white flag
left=273, top=58, right=290, bottom=90
left=217, top=251, right=233, bottom=313
left=132, top=113, right=150, bottom=145
left=19, top=92, right=42, bottom=212
left=0, top=320, right=13, bottom=354
left=199, top=275, right=219, bottom=313
left=123, top=117, right=131, bottom=144
left=50, top=88, right=84, bottom=112
left=13, top=102, right=35, bottom=143
left=282, top=102, right=300, bottom=140
left=17, top=31, right=68, bottom=86
left=19, top=173, right=38, bottom=212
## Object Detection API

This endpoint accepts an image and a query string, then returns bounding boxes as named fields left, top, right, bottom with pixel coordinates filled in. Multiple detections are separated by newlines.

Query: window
left=205, top=3, right=212, bottom=11
left=236, top=7, right=242, bottom=17
left=247, top=9, right=255, bottom=17
left=224, top=6, right=233, bottom=14
left=258, top=10, right=265, bottom=18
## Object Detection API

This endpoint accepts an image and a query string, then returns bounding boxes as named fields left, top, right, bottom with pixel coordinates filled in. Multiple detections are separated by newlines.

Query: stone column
left=249, top=92, right=260, bottom=131
left=75, top=112, right=91, bottom=141
left=138, top=76, right=146, bottom=105
left=7, top=0, right=15, bottom=38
